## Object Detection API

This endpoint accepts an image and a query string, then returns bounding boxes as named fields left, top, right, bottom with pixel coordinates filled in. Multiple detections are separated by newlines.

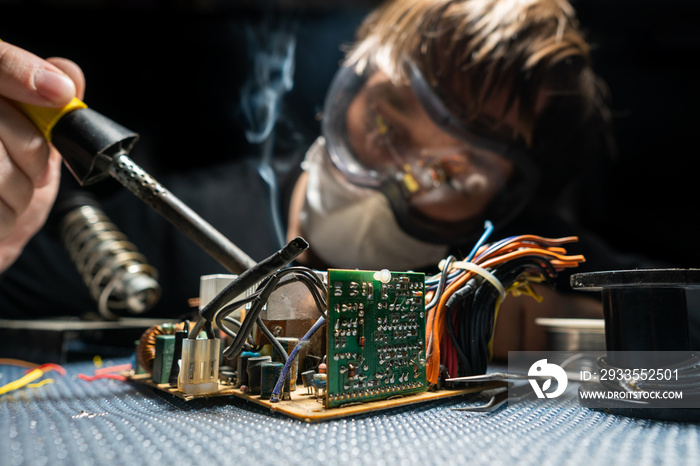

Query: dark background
left=1, top=0, right=699, bottom=269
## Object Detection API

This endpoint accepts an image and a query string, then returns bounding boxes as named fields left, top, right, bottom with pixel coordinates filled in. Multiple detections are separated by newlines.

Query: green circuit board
left=326, top=269, right=427, bottom=408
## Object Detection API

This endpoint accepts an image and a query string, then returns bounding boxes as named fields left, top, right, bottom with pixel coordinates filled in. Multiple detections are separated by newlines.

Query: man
left=288, top=0, right=609, bottom=267
left=285, top=0, right=614, bottom=355
left=0, top=0, right=629, bottom=355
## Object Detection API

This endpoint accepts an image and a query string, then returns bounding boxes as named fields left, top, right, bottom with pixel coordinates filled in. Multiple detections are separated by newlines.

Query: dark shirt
left=0, top=155, right=297, bottom=319
left=0, top=149, right=654, bottom=320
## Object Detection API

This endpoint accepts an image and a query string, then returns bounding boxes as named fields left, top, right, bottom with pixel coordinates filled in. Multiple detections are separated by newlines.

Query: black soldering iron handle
left=51, top=107, right=139, bottom=186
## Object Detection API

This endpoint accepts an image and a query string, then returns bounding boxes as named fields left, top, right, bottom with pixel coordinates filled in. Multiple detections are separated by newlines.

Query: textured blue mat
left=1, top=359, right=698, bottom=465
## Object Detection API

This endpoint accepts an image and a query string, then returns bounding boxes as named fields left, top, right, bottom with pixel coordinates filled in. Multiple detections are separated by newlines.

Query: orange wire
left=0, top=359, right=39, bottom=369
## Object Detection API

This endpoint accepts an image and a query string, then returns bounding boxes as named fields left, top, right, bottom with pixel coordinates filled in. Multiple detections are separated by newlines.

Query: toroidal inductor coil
left=136, top=321, right=194, bottom=374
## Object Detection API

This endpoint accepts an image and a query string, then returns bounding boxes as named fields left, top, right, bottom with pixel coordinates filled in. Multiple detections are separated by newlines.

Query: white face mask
left=298, top=137, right=449, bottom=270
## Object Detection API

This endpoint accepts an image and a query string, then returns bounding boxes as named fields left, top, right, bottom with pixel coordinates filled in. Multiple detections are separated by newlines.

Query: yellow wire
left=0, top=368, right=45, bottom=396
left=27, top=378, right=54, bottom=388
left=486, top=275, right=546, bottom=358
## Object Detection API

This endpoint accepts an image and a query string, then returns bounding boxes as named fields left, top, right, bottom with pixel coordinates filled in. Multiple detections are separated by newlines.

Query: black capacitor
left=236, top=352, right=259, bottom=388
left=246, top=356, right=272, bottom=395
left=260, top=362, right=284, bottom=399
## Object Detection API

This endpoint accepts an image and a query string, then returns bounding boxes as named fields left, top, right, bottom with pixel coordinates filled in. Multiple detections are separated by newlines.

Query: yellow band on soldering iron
left=16, top=97, right=87, bottom=142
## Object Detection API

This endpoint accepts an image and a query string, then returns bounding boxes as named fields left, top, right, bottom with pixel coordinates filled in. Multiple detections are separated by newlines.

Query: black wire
left=427, top=255, right=456, bottom=311
left=221, top=266, right=328, bottom=359
left=215, top=276, right=273, bottom=342
left=471, top=282, right=499, bottom=374
left=204, top=320, right=215, bottom=339
left=197, top=236, right=309, bottom=324
left=271, top=268, right=328, bottom=318
left=446, top=257, right=559, bottom=377
left=218, top=313, right=256, bottom=347
left=224, top=274, right=280, bottom=358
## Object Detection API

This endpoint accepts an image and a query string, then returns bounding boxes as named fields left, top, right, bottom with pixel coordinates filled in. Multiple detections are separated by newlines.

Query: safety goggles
left=321, top=63, right=539, bottom=245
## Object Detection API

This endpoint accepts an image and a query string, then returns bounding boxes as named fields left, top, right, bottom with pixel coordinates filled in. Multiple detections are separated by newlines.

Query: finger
left=0, top=41, right=76, bottom=106
left=0, top=96, right=51, bottom=183
left=0, top=140, right=34, bottom=226
left=47, top=57, right=85, bottom=100
left=0, top=148, right=61, bottom=266
left=34, top=145, right=62, bottom=189
left=0, top=192, right=17, bottom=241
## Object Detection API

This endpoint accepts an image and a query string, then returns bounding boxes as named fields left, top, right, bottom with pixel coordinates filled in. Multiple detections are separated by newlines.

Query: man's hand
left=0, top=41, right=85, bottom=272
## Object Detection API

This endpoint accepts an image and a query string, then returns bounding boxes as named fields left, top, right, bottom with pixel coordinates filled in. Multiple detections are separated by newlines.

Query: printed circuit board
left=326, top=269, right=427, bottom=408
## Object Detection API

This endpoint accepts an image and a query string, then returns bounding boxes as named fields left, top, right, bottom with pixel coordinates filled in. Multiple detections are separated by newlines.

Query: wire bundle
left=216, top=266, right=328, bottom=360
left=424, top=228, right=585, bottom=385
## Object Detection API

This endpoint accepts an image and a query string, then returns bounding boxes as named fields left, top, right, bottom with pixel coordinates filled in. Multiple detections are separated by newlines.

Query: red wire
left=34, top=363, right=67, bottom=376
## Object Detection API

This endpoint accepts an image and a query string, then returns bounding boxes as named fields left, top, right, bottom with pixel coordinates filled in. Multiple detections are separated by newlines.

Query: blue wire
left=270, top=316, right=326, bottom=402
left=465, top=220, right=495, bottom=262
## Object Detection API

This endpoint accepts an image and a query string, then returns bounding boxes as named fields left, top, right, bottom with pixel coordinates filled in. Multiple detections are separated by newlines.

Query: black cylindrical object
left=261, top=362, right=284, bottom=399
left=236, top=352, right=257, bottom=388
left=571, top=269, right=700, bottom=368
left=246, top=355, right=271, bottom=395
left=199, top=236, right=309, bottom=322
left=50, top=106, right=256, bottom=275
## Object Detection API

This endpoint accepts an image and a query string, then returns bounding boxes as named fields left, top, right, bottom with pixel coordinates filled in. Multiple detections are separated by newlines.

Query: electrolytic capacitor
left=246, top=355, right=271, bottom=395
left=236, top=351, right=259, bottom=388
left=260, top=362, right=284, bottom=399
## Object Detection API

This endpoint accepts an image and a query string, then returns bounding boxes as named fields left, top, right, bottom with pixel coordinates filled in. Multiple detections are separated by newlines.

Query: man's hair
left=346, top=0, right=612, bottom=192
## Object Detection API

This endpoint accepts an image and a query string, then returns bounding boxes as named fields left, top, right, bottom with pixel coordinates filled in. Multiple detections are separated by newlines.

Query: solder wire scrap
left=424, top=222, right=585, bottom=385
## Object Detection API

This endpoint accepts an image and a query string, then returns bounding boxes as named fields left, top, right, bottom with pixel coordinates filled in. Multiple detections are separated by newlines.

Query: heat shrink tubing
left=17, top=97, right=257, bottom=275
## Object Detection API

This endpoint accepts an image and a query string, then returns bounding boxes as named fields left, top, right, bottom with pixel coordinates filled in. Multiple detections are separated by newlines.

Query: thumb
left=0, top=40, right=76, bottom=107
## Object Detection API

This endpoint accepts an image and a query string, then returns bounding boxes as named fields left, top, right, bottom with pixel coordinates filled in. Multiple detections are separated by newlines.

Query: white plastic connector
left=178, top=338, right=221, bottom=395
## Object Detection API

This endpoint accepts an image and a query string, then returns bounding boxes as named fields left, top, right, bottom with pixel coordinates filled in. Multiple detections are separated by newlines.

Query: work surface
left=1, top=359, right=698, bottom=466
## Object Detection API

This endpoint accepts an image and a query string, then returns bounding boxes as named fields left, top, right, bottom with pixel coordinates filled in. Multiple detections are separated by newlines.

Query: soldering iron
left=17, top=97, right=256, bottom=275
